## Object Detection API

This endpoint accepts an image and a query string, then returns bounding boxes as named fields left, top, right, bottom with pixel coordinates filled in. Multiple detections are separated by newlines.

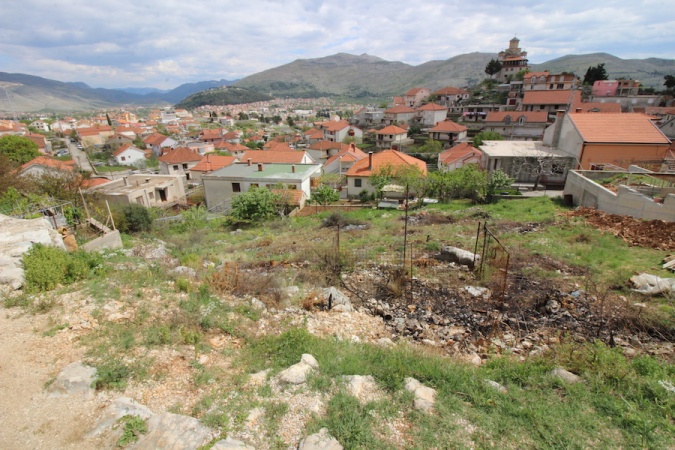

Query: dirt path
left=0, top=310, right=105, bottom=450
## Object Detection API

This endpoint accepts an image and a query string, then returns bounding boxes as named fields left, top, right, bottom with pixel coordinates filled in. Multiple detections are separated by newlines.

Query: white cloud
left=0, top=0, right=673, bottom=88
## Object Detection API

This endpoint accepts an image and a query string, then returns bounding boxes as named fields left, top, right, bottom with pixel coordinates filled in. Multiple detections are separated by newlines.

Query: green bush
left=22, top=244, right=103, bottom=292
left=114, top=203, right=152, bottom=233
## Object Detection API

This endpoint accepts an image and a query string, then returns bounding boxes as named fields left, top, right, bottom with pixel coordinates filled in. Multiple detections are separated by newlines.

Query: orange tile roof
left=416, top=103, right=447, bottom=111
left=144, top=133, right=171, bottom=146
left=377, top=125, right=408, bottom=135
left=82, top=177, right=111, bottom=188
left=385, top=105, right=416, bottom=114
left=325, top=144, right=367, bottom=166
left=200, top=129, right=223, bottom=139
left=429, top=120, right=467, bottom=133
left=522, top=90, right=582, bottom=106
left=345, top=150, right=427, bottom=177
left=568, top=113, right=671, bottom=144
left=439, top=143, right=481, bottom=165
left=405, top=88, right=428, bottom=96
left=309, top=140, right=350, bottom=151
left=323, top=120, right=351, bottom=132
left=240, top=150, right=307, bottom=164
left=264, top=141, right=295, bottom=152
left=432, top=87, right=469, bottom=96
left=522, top=71, right=550, bottom=80
left=190, top=154, right=236, bottom=172
left=484, top=111, right=549, bottom=123
left=158, top=147, right=202, bottom=163
left=112, top=144, right=145, bottom=157
left=20, top=156, right=76, bottom=172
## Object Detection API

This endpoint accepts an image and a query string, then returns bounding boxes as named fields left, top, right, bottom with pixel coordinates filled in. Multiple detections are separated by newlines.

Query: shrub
left=114, top=203, right=152, bottom=233
left=22, top=244, right=103, bottom=292
left=116, top=415, right=148, bottom=447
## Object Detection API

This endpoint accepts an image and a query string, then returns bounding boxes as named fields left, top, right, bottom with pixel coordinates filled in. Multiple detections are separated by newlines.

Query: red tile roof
left=416, top=103, right=447, bottom=111
left=325, top=144, right=367, bottom=166
left=20, top=156, right=76, bottom=172
left=568, top=113, right=671, bottom=144
left=377, top=125, right=408, bottom=135
left=82, top=177, right=111, bottom=188
left=190, top=154, right=236, bottom=172
left=323, top=120, right=351, bottom=132
left=574, top=102, right=622, bottom=113
left=429, top=120, right=467, bottom=133
left=405, top=88, right=428, bottom=96
left=439, top=143, right=481, bottom=165
left=158, top=147, right=202, bottom=163
left=432, top=87, right=469, bottom=96
left=345, top=150, right=427, bottom=177
left=144, top=133, right=171, bottom=146
left=240, top=150, right=307, bottom=164
left=309, top=140, right=349, bottom=151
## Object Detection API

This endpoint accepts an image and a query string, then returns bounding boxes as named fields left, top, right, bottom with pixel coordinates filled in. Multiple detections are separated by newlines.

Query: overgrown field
left=4, top=197, right=674, bottom=449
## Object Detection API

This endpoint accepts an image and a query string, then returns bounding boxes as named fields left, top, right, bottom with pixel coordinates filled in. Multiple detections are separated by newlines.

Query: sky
left=1, top=0, right=674, bottom=90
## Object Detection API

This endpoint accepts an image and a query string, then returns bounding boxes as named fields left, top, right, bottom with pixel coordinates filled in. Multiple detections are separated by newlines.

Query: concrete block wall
left=564, top=171, right=675, bottom=221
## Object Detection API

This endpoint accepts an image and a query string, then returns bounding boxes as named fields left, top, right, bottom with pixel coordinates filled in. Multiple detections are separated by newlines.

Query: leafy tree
left=485, top=59, right=502, bottom=78
left=472, top=131, right=504, bottom=147
left=114, top=203, right=152, bottom=233
left=486, top=169, right=515, bottom=200
left=370, top=163, right=425, bottom=199
left=0, top=135, right=40, bottom=165
left=230, top=187, right=281, bottom=222
left=416, top=139, right=443, bottom=154
left=514, top=68, right=530, bottom=81
left=310, top=185, right=340, bottom=205
left=286, top=116, right=295, bottom=127
left=664, top=75, right=675, bottom=91
left=583, top=63, right=608, bottom=85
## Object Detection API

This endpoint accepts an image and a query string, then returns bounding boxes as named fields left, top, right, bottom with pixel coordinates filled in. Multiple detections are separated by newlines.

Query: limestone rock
left=436, top=246, right=479, bottom=268
left=484, top=379, right=508, bottom=394
left=88, top=397, right=154, bottom=438
left=343, top=375, right=382, bottom=403
left=278, top=354, right=319, bottom=384
left=46, top=361, right=97, bottom=399
left=134, top=412, right=214, bottom=449
left=404, top=377, right=437, bottom=413
left=298, top=428, right=343, bottom=450
left=323, top=287, right=353, bottom=312
left=550, top=367, right=583, bottom=384
left=171, top=266, right=197, bottom=278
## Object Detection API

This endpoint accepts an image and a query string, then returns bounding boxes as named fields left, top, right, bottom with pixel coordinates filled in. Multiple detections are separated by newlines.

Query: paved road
left=67, top=141, right=94, bottom=173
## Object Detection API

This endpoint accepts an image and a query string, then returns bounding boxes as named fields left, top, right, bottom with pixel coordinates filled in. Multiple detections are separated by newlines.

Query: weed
left=42, top=322, right=69, bottom=337
left=115, top=415, right=148, bottom=447
left=92, top=358, right=132, bottom=390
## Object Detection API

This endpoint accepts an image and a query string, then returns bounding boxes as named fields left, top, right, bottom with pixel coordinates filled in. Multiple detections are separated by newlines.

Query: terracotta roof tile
left=385, top=105, right=416, bottom=114
left=568, top=113, right=671, bottom=144
left=574, top=102, right=622, bottom=113
left=429, top=120, right=467, bottom=133
left=20, top=156, right=76, bottom=172
left=190, top=154, right=236, bottom=172
left=158, top=147, right=202, bottom=163
left=416, top=103, right=447, bottom=111
left=432, top=87, right=469, bottom=96
left=439, top=143, right=481, bottom=165
left=324, top=144, right=367, bottom=166
left=345, top=150, right=427, bottom=177
left=377, top=125, right=408, bottom=135
left=323, top=120, right=351, bottom=132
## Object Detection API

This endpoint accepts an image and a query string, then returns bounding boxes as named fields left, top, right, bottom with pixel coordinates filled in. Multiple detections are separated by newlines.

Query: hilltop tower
left=497, top=37, right=530, bottom=82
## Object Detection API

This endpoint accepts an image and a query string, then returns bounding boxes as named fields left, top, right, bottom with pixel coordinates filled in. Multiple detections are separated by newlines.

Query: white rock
left=212, top=437, right=256, bottom=449
left=404, top=377, right=437, bottom=413
left=301, top=353, right=319, bottom=369
left=47, top=361, right=97, bottom=399
left=550, top=367, right=583, bottom=384
left=298, top=428, right=343, bottom=450
left=484, top=379, right=508, bottom=394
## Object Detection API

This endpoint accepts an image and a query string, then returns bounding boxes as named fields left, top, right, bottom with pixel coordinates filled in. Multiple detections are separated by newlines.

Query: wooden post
left=105, top=200, right=116, bottom=231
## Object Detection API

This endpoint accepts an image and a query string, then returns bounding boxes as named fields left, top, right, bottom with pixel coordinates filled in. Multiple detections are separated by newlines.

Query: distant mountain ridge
left=1, top=51, right=673, bottom=113
left=0, top=73, right=237, bottom=112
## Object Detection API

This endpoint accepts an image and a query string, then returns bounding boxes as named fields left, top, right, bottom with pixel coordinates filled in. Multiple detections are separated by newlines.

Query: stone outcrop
left=0, top=214, right=65, bottom=291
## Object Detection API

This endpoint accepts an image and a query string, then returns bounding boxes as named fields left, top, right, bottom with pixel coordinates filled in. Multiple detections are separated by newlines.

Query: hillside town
left=2, top=37, right=675, bottom=450
left=2, top=37, right=674, bottom=223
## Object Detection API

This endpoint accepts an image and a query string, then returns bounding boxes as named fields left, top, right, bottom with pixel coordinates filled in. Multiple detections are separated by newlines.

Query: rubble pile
left=567, top=207, right=675, bottom=250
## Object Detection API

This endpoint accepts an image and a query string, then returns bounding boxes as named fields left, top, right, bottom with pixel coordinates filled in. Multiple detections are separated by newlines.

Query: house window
left=232, top=182, right=241, bottom=192
left=250, top=183, right=259, bottom=188
left=121, top=156, right=126, bottom=161
left=173, top=165, right=179, bottom=171
left=557, top=84, right=564, bottom=89
left=354, top=178, right=362, bottom=188
left=182, top=164, right=188, bottom=170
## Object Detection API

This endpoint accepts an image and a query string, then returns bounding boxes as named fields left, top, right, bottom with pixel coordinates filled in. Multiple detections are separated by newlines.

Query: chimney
left=291, top=164, right=295, bottom=173
left=552, top=110, right=565, bottom=148
left=368, top=152, right=373, bottom=170
left=350, top=143, right=355, bottom=152
left=247, top=158, right=252, bottom=166
left=257, top=163, right=263, bottom=172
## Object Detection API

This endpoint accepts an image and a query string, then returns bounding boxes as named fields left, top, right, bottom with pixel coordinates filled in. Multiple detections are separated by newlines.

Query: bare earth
left=0, top=310, right=106, bottom=450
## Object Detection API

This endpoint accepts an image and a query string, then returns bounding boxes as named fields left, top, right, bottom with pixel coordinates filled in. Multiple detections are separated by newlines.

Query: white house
left=113, top=144, right=147, bottom=166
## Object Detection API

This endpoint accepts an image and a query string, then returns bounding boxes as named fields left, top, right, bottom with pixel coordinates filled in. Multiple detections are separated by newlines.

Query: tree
left=472, top=131, right=504, bottom=147
left=416, top=139, right=443, bottom=154
left=286, top=116, right=295, bottom=127
left=0, top=135, right=40, bottom=165
left=310, top=185, right=340, bottom=205
left=510, top=153, right=576, bottom=190
left=370, top=163, right=425, bottom=199
left=230, top=187, right=281, bottom=222
left=486, top=169, right=515, bottom=201
left=583, top=63, right=608, bottom=85
left=485, top=59, right=502, bottom=78
left=664, top=75, right=675, bottom=91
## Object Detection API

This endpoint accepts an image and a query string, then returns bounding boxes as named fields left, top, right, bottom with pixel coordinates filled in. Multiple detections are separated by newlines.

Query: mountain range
left=1, top=52, right=674, bottom=113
